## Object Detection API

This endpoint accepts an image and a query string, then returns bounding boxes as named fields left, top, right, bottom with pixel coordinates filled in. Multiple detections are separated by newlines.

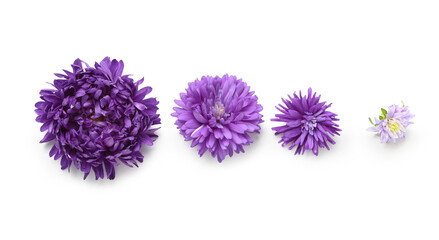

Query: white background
left=0, top=0, right=438, bottom=239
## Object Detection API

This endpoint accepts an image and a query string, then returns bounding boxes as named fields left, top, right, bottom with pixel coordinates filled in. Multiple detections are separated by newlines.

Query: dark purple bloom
left=271, top=88, right=341, bottom=156
left=172, top=74, right=263, bottom=162
left=35, top=57, right=160, bottom=180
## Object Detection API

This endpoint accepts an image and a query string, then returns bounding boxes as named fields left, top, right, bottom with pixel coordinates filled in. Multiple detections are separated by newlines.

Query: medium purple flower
left=368, top=104, right=414, bottom=143
left=271, top=88, right=341, bottom=156
left=172, top=74, right=263, bottom=162
left=35, top=57, right=160, bottom=180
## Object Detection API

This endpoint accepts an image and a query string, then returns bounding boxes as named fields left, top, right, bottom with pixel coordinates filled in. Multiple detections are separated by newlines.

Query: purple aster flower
left=368, top=103, right=414, bottom=143
left=171, top=74, right=263, bottom=162
left=271, top=88, right=341, bottom=156
left=35, top=57, right=160, bottom=180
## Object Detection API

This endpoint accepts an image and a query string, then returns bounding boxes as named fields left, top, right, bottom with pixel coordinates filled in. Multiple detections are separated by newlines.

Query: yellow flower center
left=388, top=118, right=401, bottom=133
left=214, top=102, right=225, bottom=118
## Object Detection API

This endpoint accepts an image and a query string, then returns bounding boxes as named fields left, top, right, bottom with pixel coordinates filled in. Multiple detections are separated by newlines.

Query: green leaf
left=369, top=117, right=375, bottom=126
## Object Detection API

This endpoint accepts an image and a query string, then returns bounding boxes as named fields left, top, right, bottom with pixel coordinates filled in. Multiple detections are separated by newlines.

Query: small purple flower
left=35, top=57, right=160, bottom=180
left=271, top=88, right=341, bottom=155
left=368, top=104, right=414, bottom=143
left=172, top=74, right=263, bottom=162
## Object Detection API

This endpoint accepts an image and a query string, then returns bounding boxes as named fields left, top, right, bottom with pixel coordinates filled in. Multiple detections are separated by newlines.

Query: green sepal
left=368, top=117, right=377, bottom=126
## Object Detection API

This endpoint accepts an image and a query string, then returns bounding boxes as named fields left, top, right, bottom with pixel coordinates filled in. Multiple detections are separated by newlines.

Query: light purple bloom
left=271, top=88, right=341, bottom=155
left=368, top=104, right=414, bottom=143
left=35, top=57, right=160, bottom=180
left=172, top=74, right=263, bottom=162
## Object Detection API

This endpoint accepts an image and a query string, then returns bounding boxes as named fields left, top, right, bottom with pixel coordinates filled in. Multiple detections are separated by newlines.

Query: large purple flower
left=35, top=57, right=160, bottom=180
left=271, top=88, right=341, bottom=155
left=172, top=74, right=263, bottom=162
left=368, top=104, right=414, bottom=143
